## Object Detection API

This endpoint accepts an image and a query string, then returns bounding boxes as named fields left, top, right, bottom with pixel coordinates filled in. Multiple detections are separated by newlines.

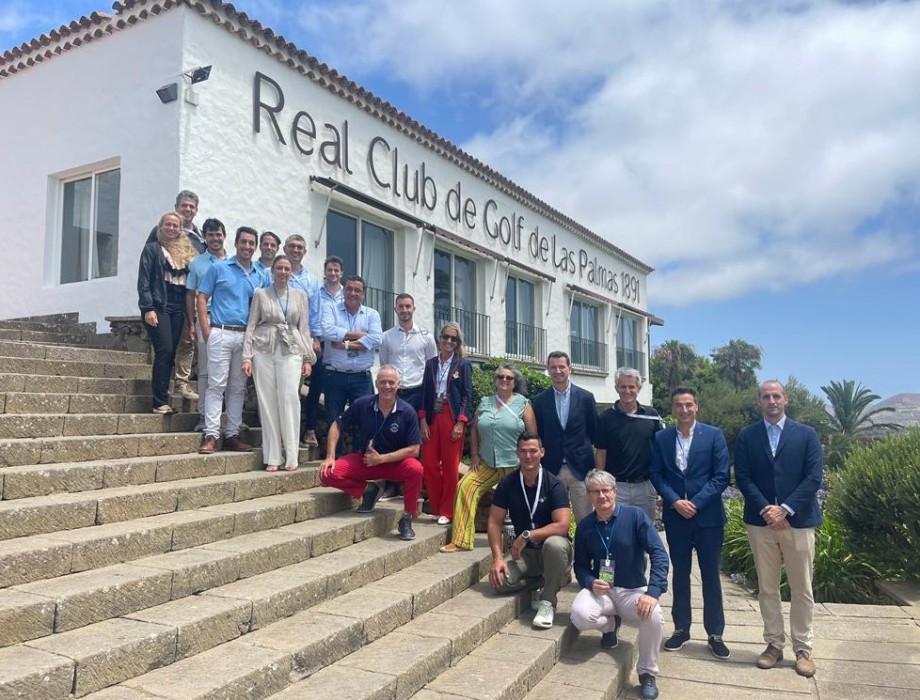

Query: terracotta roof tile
left=0, top=0, right=651, bottom=273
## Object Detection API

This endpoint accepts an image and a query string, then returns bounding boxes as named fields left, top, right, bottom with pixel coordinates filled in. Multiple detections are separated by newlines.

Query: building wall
left=0, top=6, right=655, bottom=402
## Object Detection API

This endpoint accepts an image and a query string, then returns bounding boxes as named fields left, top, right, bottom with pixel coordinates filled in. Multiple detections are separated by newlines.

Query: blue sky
left=3, top=0, right=918, bottom=399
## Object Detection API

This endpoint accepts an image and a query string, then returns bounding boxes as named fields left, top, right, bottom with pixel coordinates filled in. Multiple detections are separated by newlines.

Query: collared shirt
left=262, top=266, right=322, bottom=337
left=337, top=394, right=420, bottom=455
left=187, top=250, right=225, bottom=314
left=379, top=323, right=437, bottom=389
left=763, top=416, right=787, bottom=456
left=321, top=301, right=383, bottom=372
left=594, top=401, right=663, bottom=480
left=553, top=381, right=571, bottom=429
left=675, top=421, right=696, bottom=473
left=198, top=257, right=262, bottom=326
left=253, top=258, right=273, bottom=275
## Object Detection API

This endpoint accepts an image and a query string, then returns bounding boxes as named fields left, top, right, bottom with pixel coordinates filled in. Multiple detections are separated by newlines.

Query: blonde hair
left=156, top=211, right=197, bottom=269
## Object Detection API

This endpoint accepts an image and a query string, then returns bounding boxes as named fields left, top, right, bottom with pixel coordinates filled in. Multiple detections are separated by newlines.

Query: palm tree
left=652, top=340, right=699, bottom=389
left=711, top=339, right=762, bottom=390
left=820, top=379, right=900, bottom=437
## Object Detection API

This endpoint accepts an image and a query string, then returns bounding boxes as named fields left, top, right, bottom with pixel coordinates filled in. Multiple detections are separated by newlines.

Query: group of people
left=138, top=191, right=823, bottom=700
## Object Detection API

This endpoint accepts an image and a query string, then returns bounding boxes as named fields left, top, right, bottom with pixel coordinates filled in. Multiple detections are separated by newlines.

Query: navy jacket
left=533, top=383, right=597, bottom=478
left=734, top=417, right=823, bottom=528
left=649, top=422, right=729, bottom=529
left=574, top=504, right=669, bottom=598
left=418, top=355, right=474, bottom=424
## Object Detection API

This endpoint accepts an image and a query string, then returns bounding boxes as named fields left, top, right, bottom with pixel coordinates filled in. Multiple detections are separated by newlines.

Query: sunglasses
left=440, top=334, right=459, bottom=343
left=496, top=375, right=515, bottom=382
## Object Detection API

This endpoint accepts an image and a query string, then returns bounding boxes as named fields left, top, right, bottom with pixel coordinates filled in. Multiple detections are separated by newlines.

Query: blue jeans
left=324, top=369, right=373, bottom=455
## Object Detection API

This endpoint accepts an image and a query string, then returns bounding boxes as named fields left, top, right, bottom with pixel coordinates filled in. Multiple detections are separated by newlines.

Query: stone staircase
left=0, top=314, right=634, bottom=700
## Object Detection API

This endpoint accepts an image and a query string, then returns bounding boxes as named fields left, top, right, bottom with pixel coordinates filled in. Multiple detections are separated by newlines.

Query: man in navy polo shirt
left=196, top=226, right=262, bottom=455
left=488, top=432, right=574, bottom=630
left=319, top=365, right=423, bottom=540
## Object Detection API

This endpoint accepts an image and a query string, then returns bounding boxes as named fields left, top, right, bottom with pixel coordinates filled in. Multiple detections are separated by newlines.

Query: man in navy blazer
left=735, top=380, right=823, bottom=678
left=533, top=351, right=597, bottom=521
left=650, top=386, right=730, bottom=660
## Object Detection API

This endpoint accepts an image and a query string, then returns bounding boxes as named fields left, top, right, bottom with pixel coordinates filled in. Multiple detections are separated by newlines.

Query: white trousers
left=204, top=328, right=246, bottom=439
left=253, top=345, right=303, bottom=468
left=570, top=586, right=663, bottom=676
left=195, top=322, right=210, bottom=423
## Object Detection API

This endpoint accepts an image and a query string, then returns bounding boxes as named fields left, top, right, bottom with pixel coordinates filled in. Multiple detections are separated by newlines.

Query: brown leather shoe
left=756, top=644, right=783, bottom=669
left=223, top=435, right=253, bottom=452
left=199, top=435, right=217, bottom=454
left=794, top=650, right=816, bottom=677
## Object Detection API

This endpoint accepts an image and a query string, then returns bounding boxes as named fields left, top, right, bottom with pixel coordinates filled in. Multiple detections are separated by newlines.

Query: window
left=326, top=209, right=394, bottom=327
left=434, top=249, right=489, bottom=355
left=59, top=167, right=120, bottom=284
left=505, top=275, right=544, bottom=363
left=616, top=314, right=645, bottom=372
left=569, top=298, right=607, bottom=371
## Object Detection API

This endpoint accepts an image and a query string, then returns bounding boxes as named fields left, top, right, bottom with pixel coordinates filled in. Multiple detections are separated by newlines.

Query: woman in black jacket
left=138, top=211, right=198, bottom=413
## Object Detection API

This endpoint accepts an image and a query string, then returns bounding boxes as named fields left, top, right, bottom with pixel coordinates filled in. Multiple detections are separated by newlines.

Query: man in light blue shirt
left=196, top=226, right=262, bottom=455
left=253, top=231, right=280, bottom=274
left=185, top=218, right=226, bottom=431
left=321, top=274, right=382, bottom=455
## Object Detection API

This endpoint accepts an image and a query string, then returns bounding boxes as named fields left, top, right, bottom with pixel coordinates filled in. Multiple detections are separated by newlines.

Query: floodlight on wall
left=156, top=83, right=179, bottom=103
left=186, top=65, right=212, bottom=84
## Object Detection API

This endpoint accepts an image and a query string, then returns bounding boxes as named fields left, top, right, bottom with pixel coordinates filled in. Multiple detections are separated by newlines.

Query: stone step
left=0, top=498, right=388, bottom=652
left=0, top=463, right=321, bottom=541
left=0, top=411, right=199, bottom=439
left=0, top=339, right=147, bottom=364
left=0, top=312, right=81, bottom=327
left=0, top=392, right=165, bottom=415
left=0, top=374, right=151, bottom=396
left=73, top=524, right=472, bottom=700
left=0, top=431, right=203, bottom=469
left=0, top=356, right=149, bottom=379
left=1, top=510, right=449, bottom=699
left=0, top=328, right=97, bottom=345
left=0, top=450, right=261, bottom=501
left=0, top=480, right=346, bottom=590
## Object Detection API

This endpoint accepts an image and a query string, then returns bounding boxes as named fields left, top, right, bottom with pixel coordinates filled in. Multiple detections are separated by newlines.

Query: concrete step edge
left=0, top=412, right=200, bottom=440
left=0, top=393, right=174, bottom=416
left=0, top=375, right=151, bottom=396
left=0, top=340, right=148, bottom=363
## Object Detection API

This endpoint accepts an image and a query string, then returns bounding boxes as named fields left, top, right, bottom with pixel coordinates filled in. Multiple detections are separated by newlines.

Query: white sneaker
left=437, top=516, right=451, bottom=525
left=533, top=600, right=555, bottom=629
left=530, top=589, right=543, bottom=612
left=176, top=383, right=199, bottom=400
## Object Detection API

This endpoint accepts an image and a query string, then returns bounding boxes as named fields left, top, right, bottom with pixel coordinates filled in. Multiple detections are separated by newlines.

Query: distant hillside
left=872, top=393, right=920, bottom=429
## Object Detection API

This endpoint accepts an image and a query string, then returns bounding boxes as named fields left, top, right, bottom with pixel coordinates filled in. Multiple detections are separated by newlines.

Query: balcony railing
left=435, top=305, right=490, bottom=356
left=570, top=335, right=608, bottom=372
left=505, top=320, right=546, bottom=364
left=616, top=347, right=646, bottom=373
left=365, top=286, right=397, bottom=331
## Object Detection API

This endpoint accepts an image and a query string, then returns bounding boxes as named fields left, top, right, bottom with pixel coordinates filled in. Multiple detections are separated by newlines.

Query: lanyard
left=272, top=285, right=289, bottom=322
left=371, top=401, right=394, bottom=445
left=519, top=468, right=543, bottom=530
left=676, top=432, right=691, bottom=470
left=436, top=357, right=452, bottom=395
left=594, top=505, right=620, bottom=560
left=345, top=308, right=360, bottom=331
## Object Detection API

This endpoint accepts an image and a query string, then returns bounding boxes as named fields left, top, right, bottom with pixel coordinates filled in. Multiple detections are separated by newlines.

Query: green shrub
left=828, top=427, right=920, bottom=580
left=721, top=495, right=881, bottom=603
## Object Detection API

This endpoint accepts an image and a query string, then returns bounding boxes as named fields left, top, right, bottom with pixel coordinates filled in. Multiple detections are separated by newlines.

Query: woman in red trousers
left=418, top=321, right=473, bottom=524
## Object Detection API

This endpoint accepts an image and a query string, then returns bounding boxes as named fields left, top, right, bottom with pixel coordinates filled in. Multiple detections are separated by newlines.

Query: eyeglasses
left=587, top=488, right=615, bottom=496
left=439, top=334, right=459, bottom=343
left=495, top=375, right=515, bottom=382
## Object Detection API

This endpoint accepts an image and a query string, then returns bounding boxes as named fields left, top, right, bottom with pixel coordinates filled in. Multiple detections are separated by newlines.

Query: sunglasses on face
left=440, top=334, right=459, bottom=343
left=496, top=375, right=514, bottom=382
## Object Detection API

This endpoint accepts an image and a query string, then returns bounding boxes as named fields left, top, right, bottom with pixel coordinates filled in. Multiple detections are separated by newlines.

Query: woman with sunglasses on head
left=138, top=211, right=198, bottom=415
left=418, top=322, right=473, bottom=524
left=440, top=363, right=537, bottom=552
left=241, top=255, right=316, bottom=472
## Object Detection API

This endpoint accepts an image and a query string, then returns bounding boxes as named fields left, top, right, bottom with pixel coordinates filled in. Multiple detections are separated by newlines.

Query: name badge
left=599, top=559, right=615, bottom=583
left=434, top=397, right=444, bottom=413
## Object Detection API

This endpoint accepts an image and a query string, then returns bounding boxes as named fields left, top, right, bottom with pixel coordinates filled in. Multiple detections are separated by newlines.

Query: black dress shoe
left=397, top=513, right=416, bottom=540
left=357, top=481, right=382, bottom=513
left=601, top=614, right=622, bottom=648
left=639, top=673, right=659, bottom=700
left=664, top=629, right=690, bottom=651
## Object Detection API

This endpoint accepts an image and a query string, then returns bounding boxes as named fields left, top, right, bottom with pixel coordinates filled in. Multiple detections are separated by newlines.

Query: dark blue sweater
left=573, top=504, right=669, bottom=599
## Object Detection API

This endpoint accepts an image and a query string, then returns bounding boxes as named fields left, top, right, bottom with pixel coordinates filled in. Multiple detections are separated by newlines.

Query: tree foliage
left=821, top=379, right=901, bottom=468
left=710, top=339, right=762, bottom=390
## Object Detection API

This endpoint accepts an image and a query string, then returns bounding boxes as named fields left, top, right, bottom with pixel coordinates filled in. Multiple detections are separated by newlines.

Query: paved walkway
left=603, top=565, right=920, bottom=700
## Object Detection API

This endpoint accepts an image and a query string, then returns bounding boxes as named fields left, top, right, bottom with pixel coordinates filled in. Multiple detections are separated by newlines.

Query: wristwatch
left=521, top=530, right=531, bottom=542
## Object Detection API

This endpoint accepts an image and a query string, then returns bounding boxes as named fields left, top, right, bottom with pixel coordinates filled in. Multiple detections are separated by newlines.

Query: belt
left=212, top=324, right=246, bottom=332
left=326, top=367, right=371, bottom=375
left=621, top=476, right=649, bottom=484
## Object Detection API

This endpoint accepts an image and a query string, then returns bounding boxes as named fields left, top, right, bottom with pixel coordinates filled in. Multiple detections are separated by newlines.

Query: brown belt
left=213, top=324, right=246, bottom=332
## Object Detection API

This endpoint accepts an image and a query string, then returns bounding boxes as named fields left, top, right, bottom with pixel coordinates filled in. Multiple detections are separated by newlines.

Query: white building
left=0, top=0, right=661, bottom=400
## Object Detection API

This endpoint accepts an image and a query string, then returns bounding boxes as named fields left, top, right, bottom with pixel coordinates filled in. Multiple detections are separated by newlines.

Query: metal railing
left=435, top=305, right=491, bottom=356
left=616, top=347, right=646, bottom=373
left=364, top=286, right=397, bottom=331
left=570, top=335, right=608, bottom=372
left=505, top=320, right=546, bottom=364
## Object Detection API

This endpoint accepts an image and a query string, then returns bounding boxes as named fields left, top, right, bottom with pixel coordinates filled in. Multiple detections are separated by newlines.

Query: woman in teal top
left=440, top=364, right=537, bottom=552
